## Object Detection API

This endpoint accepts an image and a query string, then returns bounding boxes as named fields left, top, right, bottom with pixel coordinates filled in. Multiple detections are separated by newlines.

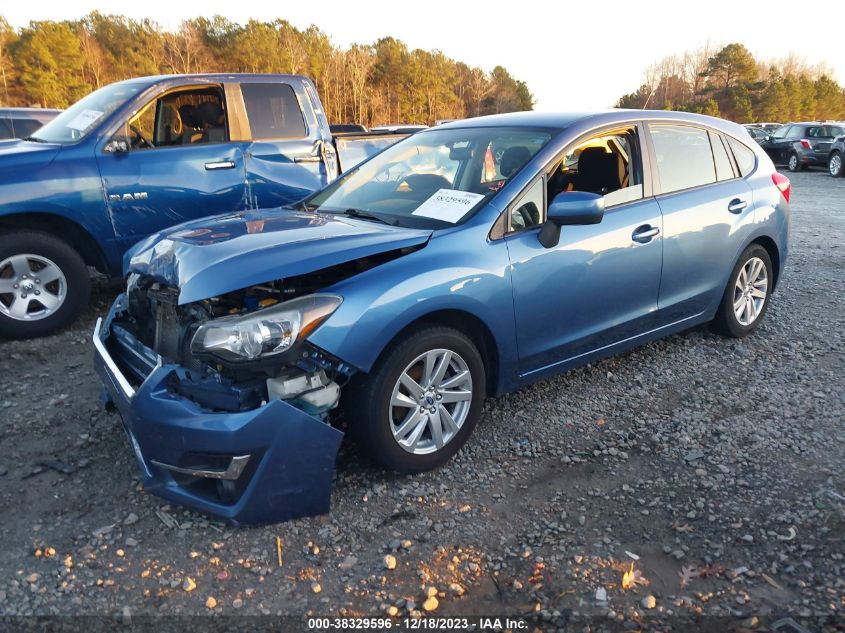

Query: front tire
left=787, top=152, right=804, bottom=172
left=346, top=327, right=486, bottom=473
left=712, top=244, right=773, bottom=338
left=0, top=231, right=90, bottom=339
left=829, top=151, right=844, bottom=177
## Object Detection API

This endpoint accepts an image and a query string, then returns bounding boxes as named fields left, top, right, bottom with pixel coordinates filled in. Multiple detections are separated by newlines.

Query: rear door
left=813, top=125, right=845, bottom=158
left=96, top=84, right=248, bottom=244
left=238, top=81, right=331, bottom=208
left=646, top=124, right=754, bottom=324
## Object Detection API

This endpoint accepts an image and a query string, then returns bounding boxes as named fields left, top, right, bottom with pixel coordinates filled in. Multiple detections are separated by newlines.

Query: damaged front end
left=94, top=271, right=362, bottom=524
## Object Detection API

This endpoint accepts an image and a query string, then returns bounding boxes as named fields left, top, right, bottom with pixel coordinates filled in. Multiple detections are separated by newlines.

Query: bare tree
left=163, top=21, right=211, bottom=74
left=77, top=26, right=106, bottom=88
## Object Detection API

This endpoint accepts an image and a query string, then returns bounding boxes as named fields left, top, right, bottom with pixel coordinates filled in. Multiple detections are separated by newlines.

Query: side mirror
left=539, top=191, right=604, bottom=248
left=104, top=138, right=130, bottom=154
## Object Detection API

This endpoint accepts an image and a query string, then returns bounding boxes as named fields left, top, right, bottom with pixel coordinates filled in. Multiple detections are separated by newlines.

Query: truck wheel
left=0, top=231, right=90, bottom=339
left=346, top=327, right=486, bottom=473
left=829, top=151, right=843, bottom=177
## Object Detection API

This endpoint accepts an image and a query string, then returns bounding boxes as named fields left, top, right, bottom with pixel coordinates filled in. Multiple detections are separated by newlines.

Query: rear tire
left=0, top=231, right=90, bottom=339
left=712, top=244, right=773, bottom=338
left=829, top=151, right=843, bottom=177
left=345, top=326, right=486, bottom=473
left=787, top=152, right=804, bottom=172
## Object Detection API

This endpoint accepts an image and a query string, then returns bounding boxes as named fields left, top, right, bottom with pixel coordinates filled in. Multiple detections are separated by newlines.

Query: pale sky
left=4, top=0, right=844, bottom=111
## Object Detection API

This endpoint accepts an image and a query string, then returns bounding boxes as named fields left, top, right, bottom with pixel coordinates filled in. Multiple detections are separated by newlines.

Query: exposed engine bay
left=112, top=251, right=416, bottom=420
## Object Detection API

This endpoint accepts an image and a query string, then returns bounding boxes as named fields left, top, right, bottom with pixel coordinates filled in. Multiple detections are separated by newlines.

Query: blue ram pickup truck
left=0, top=74, right=402, bottom=339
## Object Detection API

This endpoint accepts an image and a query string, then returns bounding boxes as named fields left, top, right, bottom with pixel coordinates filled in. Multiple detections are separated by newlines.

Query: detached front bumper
left=93, top=295, right=343, bottom=525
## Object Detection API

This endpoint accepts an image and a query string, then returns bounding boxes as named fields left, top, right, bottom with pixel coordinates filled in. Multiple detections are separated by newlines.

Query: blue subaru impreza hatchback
left=95, top=110, right=790, bottom=523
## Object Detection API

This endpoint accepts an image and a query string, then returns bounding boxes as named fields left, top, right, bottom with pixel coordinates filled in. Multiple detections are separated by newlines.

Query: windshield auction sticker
left=412, top=189, right=485, bottom=223
left=66, top=109, right=104, bottom=131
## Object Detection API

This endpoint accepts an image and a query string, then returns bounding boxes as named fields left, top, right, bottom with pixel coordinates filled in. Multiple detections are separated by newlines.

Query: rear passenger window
left=709, top=132, right=735, bottom=181
left=0, top=119, right=13, bottom=139
left=649, top=125, right=716, bottom=193
left=242, top=83, right=307, bottom=139
left=726, top=136, right=756, bottom=177
left=771, top=125, right=792, bottom=139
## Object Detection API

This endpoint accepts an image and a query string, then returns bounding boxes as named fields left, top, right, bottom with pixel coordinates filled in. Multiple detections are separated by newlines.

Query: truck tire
left=345, top=326, right=486, bottom=473
left=0, top=231, right=90, bottom=339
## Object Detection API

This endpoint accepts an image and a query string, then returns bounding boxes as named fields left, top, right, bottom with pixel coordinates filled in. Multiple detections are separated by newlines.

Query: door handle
left=632, top=225, right=660, bottom=243
left=294, top=155, right=322, bottom=163
left=728, top=198, right=748, bottom=214
left=204, top=160, right=236, bottom=170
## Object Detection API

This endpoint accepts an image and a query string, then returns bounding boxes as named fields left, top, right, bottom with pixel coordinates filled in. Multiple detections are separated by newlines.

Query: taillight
left=799, top=139, right=812, bottom=150
left=772, top=172, right=791, bottom=203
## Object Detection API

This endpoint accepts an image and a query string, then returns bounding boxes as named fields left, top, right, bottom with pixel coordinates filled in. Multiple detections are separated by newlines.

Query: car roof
left=434, top=109, right=749, bottom=138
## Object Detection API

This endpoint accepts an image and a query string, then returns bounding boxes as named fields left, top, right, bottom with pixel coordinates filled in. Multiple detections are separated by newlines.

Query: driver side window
left=546, top=126, right=644, bottom=208
left=112, top=87, right=228, bottom=151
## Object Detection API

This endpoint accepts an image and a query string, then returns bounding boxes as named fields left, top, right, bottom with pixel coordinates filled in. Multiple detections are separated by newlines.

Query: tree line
left=0, top=13, right=534, bottom=125
left=616, top=43, right=845, bottom=122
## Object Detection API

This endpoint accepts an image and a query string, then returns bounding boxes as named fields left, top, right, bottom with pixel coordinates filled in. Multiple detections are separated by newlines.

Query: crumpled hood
left=126, top=208, right=431, bottom=304
left=0, top=139, right=62, bottom=170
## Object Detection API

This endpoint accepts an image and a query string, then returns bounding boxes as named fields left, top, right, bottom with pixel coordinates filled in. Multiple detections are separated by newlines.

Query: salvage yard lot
left=0, top=170, right=843, bottom=626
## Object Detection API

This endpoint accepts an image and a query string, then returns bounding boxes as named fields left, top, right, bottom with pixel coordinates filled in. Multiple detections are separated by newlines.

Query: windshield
left=307, top=127, right=555, bottom=228
left=29, top=82, right=148, bottom=143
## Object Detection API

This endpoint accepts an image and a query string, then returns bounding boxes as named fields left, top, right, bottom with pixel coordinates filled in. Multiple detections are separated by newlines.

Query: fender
left=309, top=221, right=519, bottom=394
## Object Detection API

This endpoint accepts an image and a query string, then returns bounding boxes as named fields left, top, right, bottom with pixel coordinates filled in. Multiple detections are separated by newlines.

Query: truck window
left=116, top=87, right=228, bottom=151
left=241, top=83, right=307, bottom=140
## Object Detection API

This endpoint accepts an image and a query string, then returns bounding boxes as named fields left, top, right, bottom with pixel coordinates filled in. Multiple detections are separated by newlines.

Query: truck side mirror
left=104, top=138, right=130, bottom=154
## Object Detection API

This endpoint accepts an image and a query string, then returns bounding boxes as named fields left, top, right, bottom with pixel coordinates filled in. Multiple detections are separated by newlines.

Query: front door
left=506, top=124, right=664, bottom=375
left=96, top=84, right=247, bottom=244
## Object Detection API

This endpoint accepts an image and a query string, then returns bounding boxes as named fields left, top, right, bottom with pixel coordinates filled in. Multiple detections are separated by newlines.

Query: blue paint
left=0, top=74, right=377, bottom=277
left=97, top=109, right=790, bottom=523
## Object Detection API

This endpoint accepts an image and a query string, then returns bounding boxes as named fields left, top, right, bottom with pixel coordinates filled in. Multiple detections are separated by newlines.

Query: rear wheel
left=829, top=151, right=843, bottom=177
left=787, top=152, right=804, bottom=172
left=712, top=244, right=773, bottom=338
left=346, top=327, right=486, bottom=473
left=0, top=231, right=90, bottom=339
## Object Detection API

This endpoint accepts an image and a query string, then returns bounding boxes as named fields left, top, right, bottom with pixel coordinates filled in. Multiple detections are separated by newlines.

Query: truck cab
left=0, top=74, right=395, bottom=339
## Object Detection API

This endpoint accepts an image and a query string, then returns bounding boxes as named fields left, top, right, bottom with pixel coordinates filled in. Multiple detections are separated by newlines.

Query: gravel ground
left=0, top=170, right=843, bottom=631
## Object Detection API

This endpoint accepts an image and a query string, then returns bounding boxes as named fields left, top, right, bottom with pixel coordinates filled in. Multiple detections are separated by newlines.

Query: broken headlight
left=191, top=294, right=342, bottom=362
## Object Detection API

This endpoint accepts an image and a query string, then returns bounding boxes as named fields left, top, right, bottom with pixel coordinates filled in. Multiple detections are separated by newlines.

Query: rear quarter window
left=726, top=136, right=756, bottom=177
left=241, top=83, right=307, bottom=140
left=709, top=132, right=735, bottom=181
